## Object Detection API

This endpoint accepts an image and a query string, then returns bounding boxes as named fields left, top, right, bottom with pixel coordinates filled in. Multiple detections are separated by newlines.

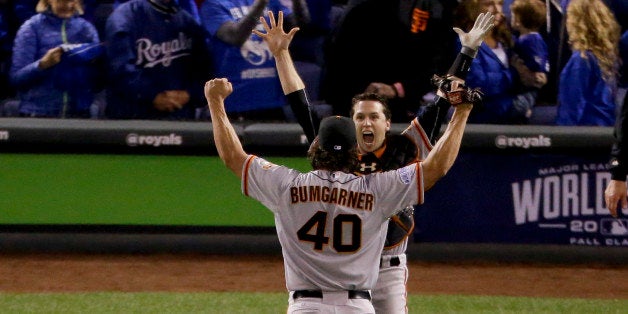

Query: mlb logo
left=600, top=218, right=628, bottom=236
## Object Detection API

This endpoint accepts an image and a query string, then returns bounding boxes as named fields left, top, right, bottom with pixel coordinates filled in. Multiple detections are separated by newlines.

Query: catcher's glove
left=431, top=74, right=483, bottom=106
left=384, top=206, right=415, bottom=249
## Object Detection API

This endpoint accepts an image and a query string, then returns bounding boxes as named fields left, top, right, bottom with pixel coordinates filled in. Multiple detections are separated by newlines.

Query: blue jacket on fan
left=105, top=0, right=212, bottom=119
left=10, top=11, right=102, bottom=117
left=556, top=50, right=616, bottom=126
left=465, top=42, right=517, bottom=124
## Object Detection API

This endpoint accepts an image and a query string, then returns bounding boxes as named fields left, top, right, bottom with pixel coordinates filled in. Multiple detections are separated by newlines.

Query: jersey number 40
left=297, top=211, right=361, bottom=253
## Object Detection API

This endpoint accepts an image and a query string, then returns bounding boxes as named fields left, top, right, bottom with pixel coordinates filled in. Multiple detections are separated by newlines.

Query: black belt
left=380, top=256, right=401, bottom=268
left=293, top=290, right=371, bottom=300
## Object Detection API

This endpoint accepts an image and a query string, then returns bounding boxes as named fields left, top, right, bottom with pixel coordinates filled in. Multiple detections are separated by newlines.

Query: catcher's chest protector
left=357, top=135, right=418, bottom=248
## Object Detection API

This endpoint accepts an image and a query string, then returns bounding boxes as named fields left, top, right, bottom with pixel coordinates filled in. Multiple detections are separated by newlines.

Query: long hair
left=454, top=0, right=514, bottom=48
left=307, top=139, right=359, bottom=173
left=566, top=0, right=620, bottom=84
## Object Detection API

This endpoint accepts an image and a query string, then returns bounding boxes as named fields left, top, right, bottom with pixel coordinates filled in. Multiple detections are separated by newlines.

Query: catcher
left=255, top=10, right=493, bottom=313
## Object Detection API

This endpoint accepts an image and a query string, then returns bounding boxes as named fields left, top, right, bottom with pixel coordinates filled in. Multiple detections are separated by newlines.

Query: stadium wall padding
left=1, top=118, right=626, bottom=252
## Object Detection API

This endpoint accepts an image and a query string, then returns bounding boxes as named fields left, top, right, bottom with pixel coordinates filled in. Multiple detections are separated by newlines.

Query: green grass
left=0, top=292, right=625, bottom=313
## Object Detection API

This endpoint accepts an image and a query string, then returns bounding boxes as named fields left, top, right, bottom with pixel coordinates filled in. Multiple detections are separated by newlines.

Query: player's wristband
left=447, top=51, right=474, bottom=81
left=610, top=158, right=628, bottom=181
left=460, top=46, right=478, bottom=58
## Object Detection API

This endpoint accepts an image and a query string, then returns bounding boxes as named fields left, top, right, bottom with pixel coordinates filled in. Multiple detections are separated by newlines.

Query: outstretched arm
left=449, top=12, right=495, bottom=81
left=254, top=11, right=303, bottom=94
left=254, top=11, right=319, bottom=142
left=205, top=78, right=248, bottom=178
left=418, top=96, right=452, bottom=145
left=421, top=83, right=473, bottom=190
left=418, top=12, right=495, bottom=144
left=605, top=95, right=628, bottom=218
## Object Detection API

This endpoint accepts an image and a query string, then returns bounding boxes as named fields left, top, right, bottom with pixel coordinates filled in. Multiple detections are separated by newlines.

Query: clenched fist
left=205, top=78, right=233, bottom=110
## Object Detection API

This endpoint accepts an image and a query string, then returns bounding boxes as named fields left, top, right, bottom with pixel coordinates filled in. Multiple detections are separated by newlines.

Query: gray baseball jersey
left=242, top=155, right=424, bottom=292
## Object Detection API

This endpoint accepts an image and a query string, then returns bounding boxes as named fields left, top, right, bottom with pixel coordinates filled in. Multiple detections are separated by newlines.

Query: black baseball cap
left=318, top=116, right=357, bottom=153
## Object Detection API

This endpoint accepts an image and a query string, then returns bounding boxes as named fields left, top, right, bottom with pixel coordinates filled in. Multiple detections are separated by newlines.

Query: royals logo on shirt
left=135, top=32, right=193, bottom=68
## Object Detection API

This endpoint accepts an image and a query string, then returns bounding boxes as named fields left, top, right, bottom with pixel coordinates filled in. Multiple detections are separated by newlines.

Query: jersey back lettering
left=242, top=155, right=424, bottom=291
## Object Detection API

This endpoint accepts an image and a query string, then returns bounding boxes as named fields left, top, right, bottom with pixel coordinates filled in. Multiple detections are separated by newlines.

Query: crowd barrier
left=0, top=118, right=615, bottom=153
left=0, top=118, right=626, bottom=260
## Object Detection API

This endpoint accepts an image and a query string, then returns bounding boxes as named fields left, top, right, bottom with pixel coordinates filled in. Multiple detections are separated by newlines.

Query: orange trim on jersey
left=411, top=118, right=433, bottom=151
left=357, top=142, right=387, bottom=161
left=416, top=162, right=424, bottom=205
left=242, top=155, right=256, bottom=196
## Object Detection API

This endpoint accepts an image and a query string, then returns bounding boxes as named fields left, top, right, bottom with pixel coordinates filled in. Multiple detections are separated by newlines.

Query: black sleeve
left=610, top=95, right=628, bottom=181
left=447, top=51, right=475, bottom=81
left=286, top=89, right=319, bottom=143
left=417, top=95, right=451, bottom=145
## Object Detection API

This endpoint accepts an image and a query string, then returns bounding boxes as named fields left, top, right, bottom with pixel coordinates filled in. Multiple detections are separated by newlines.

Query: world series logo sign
left=407, top=140, right=623, bottom=246
left=510, top=162, right=628, bottom=247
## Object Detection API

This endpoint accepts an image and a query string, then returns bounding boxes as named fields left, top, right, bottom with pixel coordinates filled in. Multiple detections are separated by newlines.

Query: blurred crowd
left=0, top=0, right=626, bottom=125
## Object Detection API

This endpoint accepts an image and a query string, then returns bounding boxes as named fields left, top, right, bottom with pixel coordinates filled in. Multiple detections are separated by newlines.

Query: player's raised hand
left=205, top=78, right=233, bottom=107
left=253, top=11, right=299, bottom=56
left=453, top=12, right=495, bottom=54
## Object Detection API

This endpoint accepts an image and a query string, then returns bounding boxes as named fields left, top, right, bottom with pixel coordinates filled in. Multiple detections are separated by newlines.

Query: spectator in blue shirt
left=455, top=0, right=517, bottom=124
left=104, top=0, right=213, bottom=120
left=509, top=0, right=549, bottom=123
left=10, top=0, right=104, bottom=117
left=199, top=0, right=309, bottom=121
left=555, top=0, right=620, bottom=126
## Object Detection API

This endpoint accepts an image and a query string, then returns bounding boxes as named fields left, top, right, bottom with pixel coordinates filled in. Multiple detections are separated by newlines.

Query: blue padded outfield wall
left=414, top=152, right=628, bottom=248
left=413, top=124, right=627, bottom=248
left=0, top=118, right=626, bottom=249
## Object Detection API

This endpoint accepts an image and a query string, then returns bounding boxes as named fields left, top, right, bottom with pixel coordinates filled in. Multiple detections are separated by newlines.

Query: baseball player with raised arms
left=254, top=11, right=493, bottom=313
left=206, top=72, right=475, bottom=312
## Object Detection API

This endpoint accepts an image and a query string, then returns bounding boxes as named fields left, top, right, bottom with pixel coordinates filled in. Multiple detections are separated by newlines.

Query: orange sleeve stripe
left=411, top=118, right=433, bottom=151
left=416, top=162, right=424, bottom=205
left=242, top=155, right=256, bottom=196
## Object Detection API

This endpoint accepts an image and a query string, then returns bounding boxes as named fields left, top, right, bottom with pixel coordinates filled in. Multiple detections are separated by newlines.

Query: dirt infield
left=1, top=253, right=627, bottom=299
